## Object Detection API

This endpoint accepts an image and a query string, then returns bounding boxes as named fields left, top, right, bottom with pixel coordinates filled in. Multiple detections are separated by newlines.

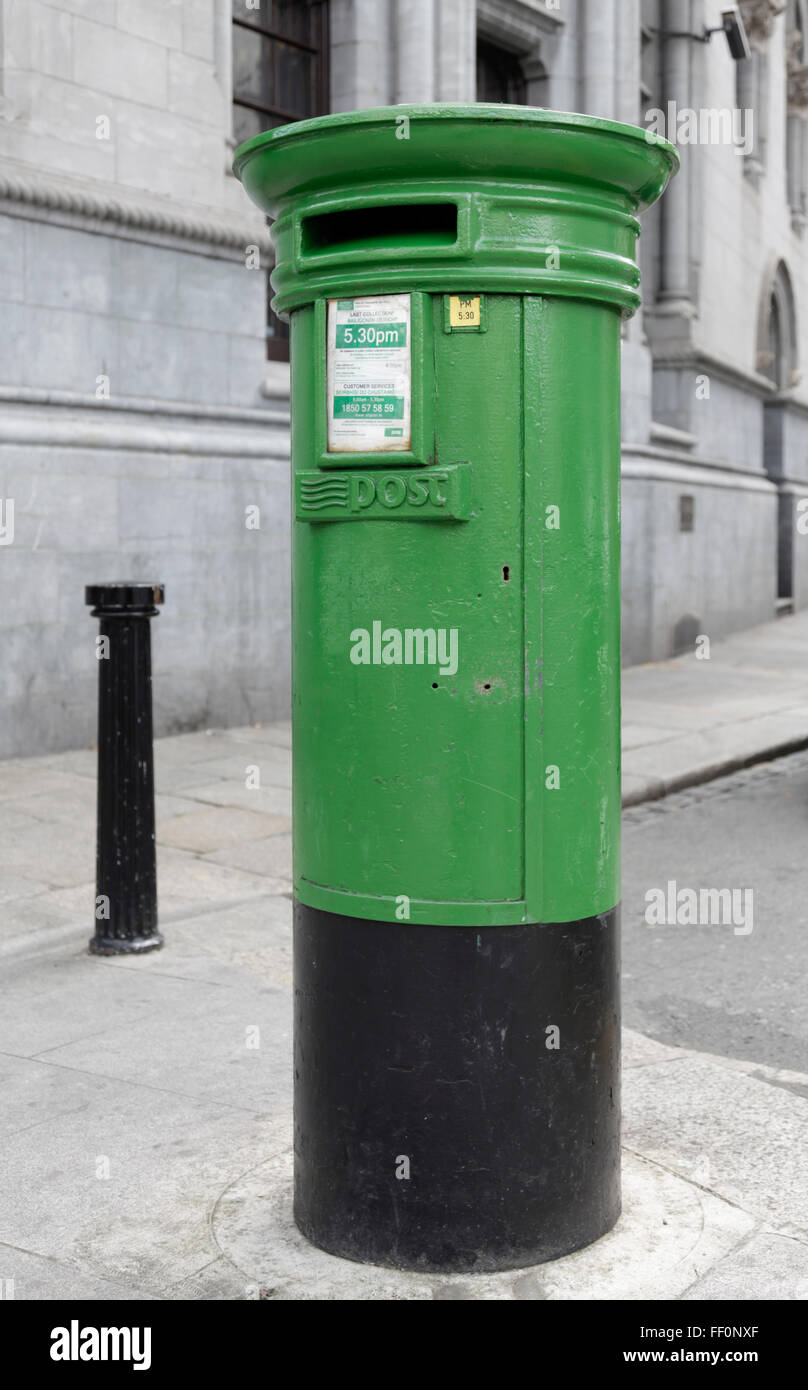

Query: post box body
left=235, top=106, right=677, bottom=1272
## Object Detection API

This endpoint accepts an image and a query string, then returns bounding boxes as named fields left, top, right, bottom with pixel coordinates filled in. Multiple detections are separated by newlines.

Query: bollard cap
left=85, top=583, right=165, bottom=611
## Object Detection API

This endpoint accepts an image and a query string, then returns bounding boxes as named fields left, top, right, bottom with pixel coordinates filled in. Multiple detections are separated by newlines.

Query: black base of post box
left=293, top=902, right=620, bottom=1273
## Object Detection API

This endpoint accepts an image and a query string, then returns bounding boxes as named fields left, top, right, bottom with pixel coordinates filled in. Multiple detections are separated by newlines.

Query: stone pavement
left=622, top=608, right=808, bottom=805
left=2, top=612, right=808, bottom=1299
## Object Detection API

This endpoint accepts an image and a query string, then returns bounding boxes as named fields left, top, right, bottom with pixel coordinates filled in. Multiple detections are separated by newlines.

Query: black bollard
left=85, top=583, right=164, bottom=955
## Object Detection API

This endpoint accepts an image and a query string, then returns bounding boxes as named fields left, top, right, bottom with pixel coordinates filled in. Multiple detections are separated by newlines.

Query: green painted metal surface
left=235, top=105, right=677, bottom=926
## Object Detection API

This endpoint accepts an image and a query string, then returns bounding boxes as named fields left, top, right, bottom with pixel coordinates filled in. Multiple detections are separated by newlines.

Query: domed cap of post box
left=233, top=104, right=678, bottom=319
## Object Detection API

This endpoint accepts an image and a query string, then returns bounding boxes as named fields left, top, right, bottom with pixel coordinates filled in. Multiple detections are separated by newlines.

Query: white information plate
left=326, top=294, right=411, bottom=453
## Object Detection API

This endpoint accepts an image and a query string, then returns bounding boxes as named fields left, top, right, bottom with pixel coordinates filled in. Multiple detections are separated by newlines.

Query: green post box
left=235, top=105, right=677, bottom=1273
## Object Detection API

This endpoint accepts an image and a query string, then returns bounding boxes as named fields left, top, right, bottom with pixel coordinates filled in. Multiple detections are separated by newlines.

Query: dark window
left=476, top=38, right=527, bottom=105
left=768, top=293, right=784, bottom=389
left=233, top=1, right=328, bottom=142
left=233, top=1, right=329, bottom=361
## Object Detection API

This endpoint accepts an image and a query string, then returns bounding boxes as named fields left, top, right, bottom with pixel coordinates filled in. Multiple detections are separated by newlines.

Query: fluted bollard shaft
left=85, top=583, right=164, bottom=955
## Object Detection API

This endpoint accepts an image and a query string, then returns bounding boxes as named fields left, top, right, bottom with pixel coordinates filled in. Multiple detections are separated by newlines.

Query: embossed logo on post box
left=295, top=463, right=470, bottom=522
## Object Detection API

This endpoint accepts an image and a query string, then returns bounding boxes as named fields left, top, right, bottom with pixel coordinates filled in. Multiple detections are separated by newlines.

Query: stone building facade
left=1, top=0, right=806, bottom=755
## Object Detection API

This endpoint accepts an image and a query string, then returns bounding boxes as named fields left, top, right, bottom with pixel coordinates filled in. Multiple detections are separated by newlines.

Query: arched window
left=757, top=260, right=799, bottom=388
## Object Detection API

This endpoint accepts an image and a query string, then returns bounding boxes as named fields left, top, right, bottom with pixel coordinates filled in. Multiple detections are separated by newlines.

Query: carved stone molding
left=787, top=27, right=808, bottom=112
left=738, top=0, right=786, bottom=48
left=0, top=170, right=271, bottom=253
left=477, top=0, right=562, bottom=52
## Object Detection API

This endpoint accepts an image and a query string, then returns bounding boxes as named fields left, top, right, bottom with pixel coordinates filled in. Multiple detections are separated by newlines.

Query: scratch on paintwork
left=460, top=776, right=519, bottom=803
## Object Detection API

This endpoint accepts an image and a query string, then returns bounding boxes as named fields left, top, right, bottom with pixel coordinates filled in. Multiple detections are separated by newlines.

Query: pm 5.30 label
left=326, top=294, right=411, bottom=453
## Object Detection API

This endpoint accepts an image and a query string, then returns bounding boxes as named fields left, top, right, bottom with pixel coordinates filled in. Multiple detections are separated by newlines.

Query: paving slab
left=0, top=1056, right=286, bottom=1294
left=622, top=722, right=680, bottom=751
left=210, top=1149, right=755, bottom=1301
left=185, top=781, right=292, bottom=817
left=623, top=715, right=808, bottom=798
left=0, top=1246, right=155, bottom=1302
left=182, top=751, right=292, bottom=789
left=0, top=766, right=94, bottom=802
left=157, top=806, right=290, bottom=852
left=622, top=610, right=808, bottom=804
left=166, top=896, right=294, bottom=986
left=3, top=817, right=93, bottom=890
left=0, top=872, right=53, bottom=906
left=0, top=951, right=224, bottom=1059
left=154, top=846, right=277, bottom=913
left=34, top=1000, right=289, bottom=1114
left=205, top=834, right=292, bottom=879
left=624, top=1054, right=808, bottom=1235
left=34, top=748, right=97, bottom=778
left=222, top=723, right=291, bottom=749
left=4, top=779, right=97, bottom=825
left=682, top=1232, right=808, bottom=1301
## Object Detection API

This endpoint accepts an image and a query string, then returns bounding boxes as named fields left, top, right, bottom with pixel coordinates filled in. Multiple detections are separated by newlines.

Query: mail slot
left=235, top=104, right=677, bottom=1274
left=301, top=201, right=459, bottom=255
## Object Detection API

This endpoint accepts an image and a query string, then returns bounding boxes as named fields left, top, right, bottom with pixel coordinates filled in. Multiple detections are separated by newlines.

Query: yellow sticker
left=449, top=295, right=481, bottom=328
